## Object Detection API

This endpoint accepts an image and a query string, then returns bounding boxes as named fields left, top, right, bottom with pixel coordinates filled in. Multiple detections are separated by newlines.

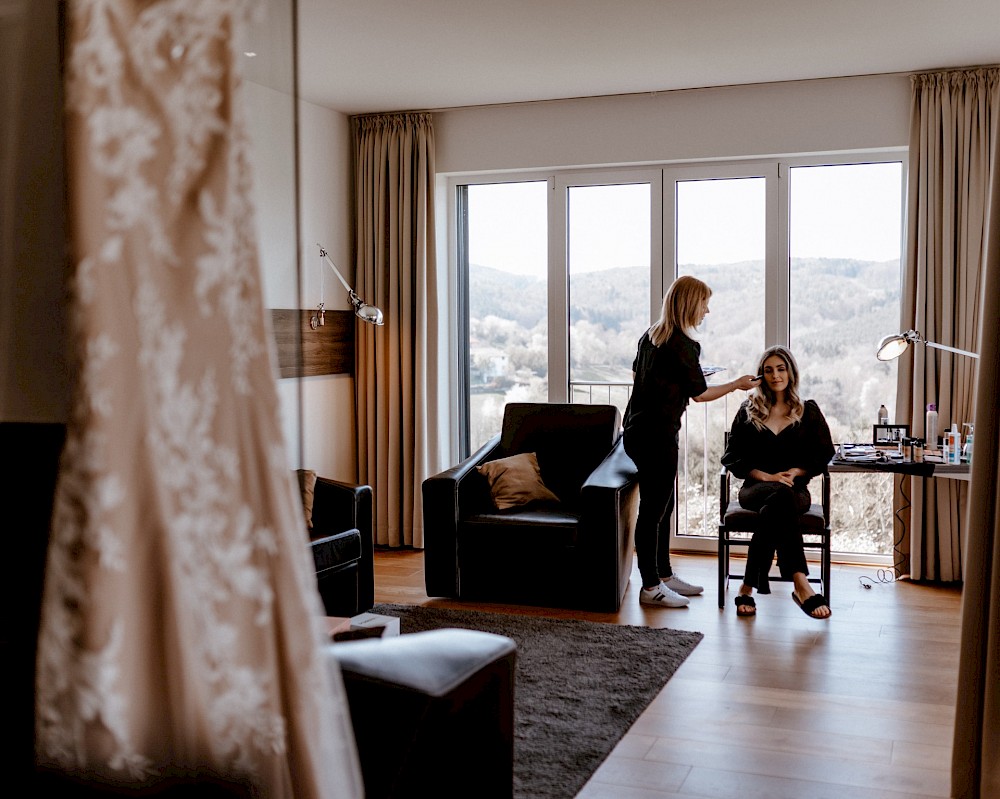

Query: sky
left=468, top=161, right=903, bottom=275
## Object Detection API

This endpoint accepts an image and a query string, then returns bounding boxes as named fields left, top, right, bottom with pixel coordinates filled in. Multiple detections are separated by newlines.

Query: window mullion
left=547, top=176, right=568, bottom=403
left=768, top=161, right=789, bottom=347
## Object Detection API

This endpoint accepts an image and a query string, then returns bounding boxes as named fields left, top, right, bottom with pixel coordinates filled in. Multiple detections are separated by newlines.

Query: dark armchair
left=423, top=402, right=639, bottom=612
left=307, top=477, right=375, bottom=618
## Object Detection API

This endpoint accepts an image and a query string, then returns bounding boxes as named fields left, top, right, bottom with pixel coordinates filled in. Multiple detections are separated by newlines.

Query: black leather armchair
left=423, top=402, right=639, bottom=612
left=309, top=477, right=374, bottom=618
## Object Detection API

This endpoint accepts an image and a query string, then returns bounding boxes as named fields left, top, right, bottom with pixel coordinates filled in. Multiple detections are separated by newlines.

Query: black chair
left=308, top=477, right=375, bottom=617
left=717, top=463, right=832, bottom=608
left=423, top=402, right=639, bottom=612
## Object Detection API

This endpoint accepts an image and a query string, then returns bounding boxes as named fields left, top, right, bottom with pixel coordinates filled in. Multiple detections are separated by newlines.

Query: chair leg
left=717, top=537, right=727, bottom=609
left=823, top=546, right=832, bottom=602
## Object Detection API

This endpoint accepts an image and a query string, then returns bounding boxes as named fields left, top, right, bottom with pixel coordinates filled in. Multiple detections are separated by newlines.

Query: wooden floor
left=373, top=549, right=961, bottom=799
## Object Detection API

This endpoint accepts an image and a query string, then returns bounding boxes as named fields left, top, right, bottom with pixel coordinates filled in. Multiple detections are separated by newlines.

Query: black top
left=722, top=399, right=835, bottom=487
left=623, top=329, right=708, bottom=439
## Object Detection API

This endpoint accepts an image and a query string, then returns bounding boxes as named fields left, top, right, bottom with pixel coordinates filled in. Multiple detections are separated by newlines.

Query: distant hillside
left=470, top=257, right=901, bottom=434
left=469, top=265, right=547, bottom=328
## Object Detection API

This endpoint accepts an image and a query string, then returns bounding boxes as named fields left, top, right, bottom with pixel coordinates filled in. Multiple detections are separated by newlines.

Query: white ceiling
left=296, top=0, right=1000, bottom=115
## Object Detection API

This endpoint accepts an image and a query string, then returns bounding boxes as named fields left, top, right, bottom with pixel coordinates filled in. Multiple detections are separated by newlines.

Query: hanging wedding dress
left=34, top=2, right=363, bottom=796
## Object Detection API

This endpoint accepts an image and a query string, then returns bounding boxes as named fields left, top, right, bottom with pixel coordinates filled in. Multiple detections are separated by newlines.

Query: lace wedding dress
left=34, top=2, right=363, bottom=796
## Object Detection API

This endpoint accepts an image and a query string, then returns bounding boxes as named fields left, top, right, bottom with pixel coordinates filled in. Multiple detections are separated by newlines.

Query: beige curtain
left=35, top=2, right=363, bottom=795
left=353, top=113, right=441, bottom=549
left=951, top=76, right=1000, bottom=799
left=897, top=68, right=999, bottom=581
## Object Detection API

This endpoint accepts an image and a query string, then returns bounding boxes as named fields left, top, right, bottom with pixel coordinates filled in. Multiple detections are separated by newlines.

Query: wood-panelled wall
left=270, top=309, right=354, bottom=378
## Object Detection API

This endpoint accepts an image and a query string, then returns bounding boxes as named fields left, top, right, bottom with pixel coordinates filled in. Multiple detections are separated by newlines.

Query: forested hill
left=470, top=257, right=900, bottom=433
left=470, top=257, right=899, bottom=349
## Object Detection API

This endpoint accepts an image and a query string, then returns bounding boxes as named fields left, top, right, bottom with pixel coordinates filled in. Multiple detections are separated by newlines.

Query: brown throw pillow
left=476, top=452, right=560, bottom=510
left=296, top=469, right=317, bottom=531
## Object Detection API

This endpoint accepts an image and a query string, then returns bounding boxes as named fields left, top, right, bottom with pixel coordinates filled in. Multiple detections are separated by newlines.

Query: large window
left=671, top=169, right=770, bottom=545
left=462, top=181, right=548, bottom=450
left=567, top=183, right=651, bottom=408
left=788, top=161, right=904, bottom=555
left=454, top=154, right=905, bottom=560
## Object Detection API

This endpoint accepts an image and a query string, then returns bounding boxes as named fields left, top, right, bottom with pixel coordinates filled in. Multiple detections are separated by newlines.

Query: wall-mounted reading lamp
left=876, top=329, right=979, bottom=361
left=311, top=243, right=384, bottom=329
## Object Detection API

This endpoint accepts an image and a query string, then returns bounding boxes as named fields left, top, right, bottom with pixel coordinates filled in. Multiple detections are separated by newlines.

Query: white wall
left=435, top=74, right=911, bottom=174
left=295, top=98, right=357, bottom=483
left=246, top=87, right=357, bottom=482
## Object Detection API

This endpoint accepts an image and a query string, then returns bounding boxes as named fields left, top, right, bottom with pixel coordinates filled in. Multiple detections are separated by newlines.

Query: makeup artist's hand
left=733, top=374, right=760, bottom=391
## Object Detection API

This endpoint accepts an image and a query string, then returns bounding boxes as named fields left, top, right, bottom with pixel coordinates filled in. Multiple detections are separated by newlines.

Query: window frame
left=551, top=168, right=663, bottom=402
left=447, top=149, right=908, bottom=565
left=449, top=173, right=554, bottom=456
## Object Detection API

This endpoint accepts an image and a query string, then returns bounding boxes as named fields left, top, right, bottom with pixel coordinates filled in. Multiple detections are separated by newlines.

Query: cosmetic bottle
left=962, top=423, right=974, bottom=465
left=925, top=404, right=938, bottom=451
left=948, top=423, right=961, bottom=464
left=878, top=404, right=889, bottom=425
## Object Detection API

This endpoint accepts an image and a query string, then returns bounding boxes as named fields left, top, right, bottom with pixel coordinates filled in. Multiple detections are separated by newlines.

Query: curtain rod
left=351, top=70, right=918, bottom=118
left=347, top=65, right=1000, bottom=119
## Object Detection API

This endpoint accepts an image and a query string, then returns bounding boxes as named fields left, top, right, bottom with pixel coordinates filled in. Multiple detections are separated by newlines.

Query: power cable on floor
left=858, top=569, right=897, bottom=589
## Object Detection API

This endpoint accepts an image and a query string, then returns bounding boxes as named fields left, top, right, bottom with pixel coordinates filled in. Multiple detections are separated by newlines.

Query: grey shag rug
left=370, top=603, right=703, bottom=799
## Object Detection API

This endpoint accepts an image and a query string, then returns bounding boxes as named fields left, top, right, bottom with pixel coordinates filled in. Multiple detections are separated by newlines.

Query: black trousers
left=737, top=480, right=812, bottom=593
left=623, top=432, right=678, bottom=588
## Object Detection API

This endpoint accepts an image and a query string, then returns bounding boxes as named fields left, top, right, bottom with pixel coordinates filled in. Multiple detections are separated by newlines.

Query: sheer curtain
left=951, top=75, right=1000, bottom=799
left=35, top=2, right=362, bottom=795
left=897, top=68, right=999, bottom=581
left=353, top=113, right=442, bottom=549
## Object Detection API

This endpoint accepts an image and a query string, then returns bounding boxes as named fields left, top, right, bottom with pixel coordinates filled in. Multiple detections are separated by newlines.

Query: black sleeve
left=630, top=330, right=647, bottom=375
left=721, top=403, right=755, bottom=479
left=800, top=400, right=835, bottom=478
left=678, top=337, right=708, bottom=399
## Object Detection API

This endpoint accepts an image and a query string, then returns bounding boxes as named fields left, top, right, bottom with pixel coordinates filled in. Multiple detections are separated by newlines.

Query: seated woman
left=721, top=346, right=835, bottom=619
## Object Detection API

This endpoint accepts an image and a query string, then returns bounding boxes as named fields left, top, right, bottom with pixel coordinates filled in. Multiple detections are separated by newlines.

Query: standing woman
left=721, top=345, right=835, bottom=619
left=623, top=276, right=759, bottom=607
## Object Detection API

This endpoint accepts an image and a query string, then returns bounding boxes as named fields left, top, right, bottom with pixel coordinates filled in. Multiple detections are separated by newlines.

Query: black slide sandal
left=792, top=592, right=830, bottom=619
left=734, top=595, right=756, bottom=616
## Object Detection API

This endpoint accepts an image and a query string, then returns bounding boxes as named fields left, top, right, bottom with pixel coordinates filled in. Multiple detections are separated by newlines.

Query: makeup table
left=828, top=456, right=971, bottom=480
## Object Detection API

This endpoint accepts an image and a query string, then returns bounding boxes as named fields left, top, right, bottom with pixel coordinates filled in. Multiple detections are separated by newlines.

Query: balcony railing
left=569, top=380, right=894, bottom=562
left=570, top=379, right=731, bottom=541
left=569, top=380, right=632, bottom=413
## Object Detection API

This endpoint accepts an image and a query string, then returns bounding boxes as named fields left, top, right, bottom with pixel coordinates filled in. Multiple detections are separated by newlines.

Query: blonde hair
left=746, top=345, right=804, bottom=431
left=649, top=275, right=712, bottom=347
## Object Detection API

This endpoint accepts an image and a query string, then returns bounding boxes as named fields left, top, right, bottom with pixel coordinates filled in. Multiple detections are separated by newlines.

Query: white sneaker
left=639, top=583, right=690, bottom=607
left=663, top=574, right=704, bottom=596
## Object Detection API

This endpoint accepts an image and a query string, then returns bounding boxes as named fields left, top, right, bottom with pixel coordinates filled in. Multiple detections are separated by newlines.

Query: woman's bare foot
left=791, top=574, right=831, bottom=619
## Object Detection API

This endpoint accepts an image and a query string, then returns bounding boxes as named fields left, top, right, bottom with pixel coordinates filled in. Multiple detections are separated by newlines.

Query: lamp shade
left=353, top=298, right=384, bottom=326
left=876, top=332, right=912, bottom=361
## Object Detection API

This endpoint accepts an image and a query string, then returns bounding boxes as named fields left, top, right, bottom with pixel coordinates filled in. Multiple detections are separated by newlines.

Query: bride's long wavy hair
left=746, top=345, right=804, bottom=431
